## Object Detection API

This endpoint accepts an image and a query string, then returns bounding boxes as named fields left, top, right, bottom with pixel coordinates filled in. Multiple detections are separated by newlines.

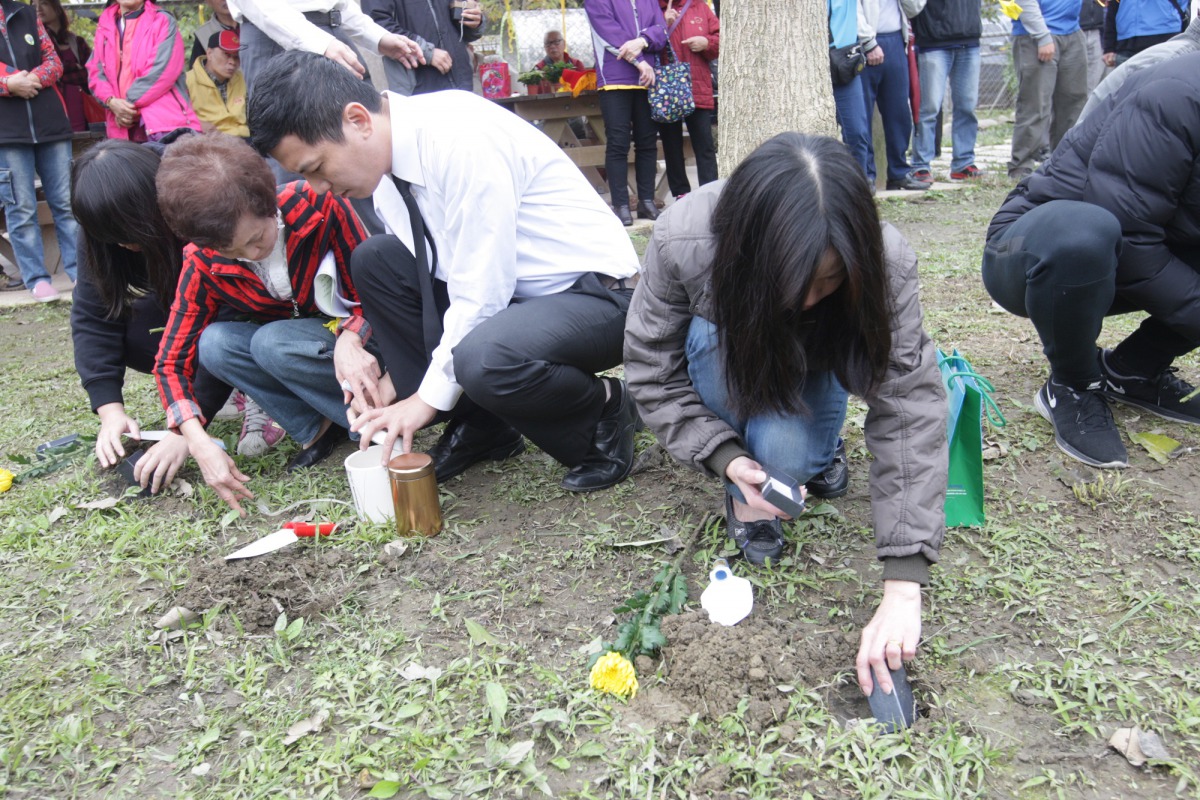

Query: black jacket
left=0, top=0, right=72, bottom=146
left=1079, top=0, right=1105, bottom=32
left=988, top=51, right=1200, bottom=340
left=362, top=0, right=484, bottom=94
left=911, top=0, right=982, bottom=49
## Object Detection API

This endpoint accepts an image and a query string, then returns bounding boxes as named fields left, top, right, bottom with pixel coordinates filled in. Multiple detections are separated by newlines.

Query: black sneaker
left=1034, top=379, right=1128, bottom=469
left=724, top=493, right=785, bottom=565
left=1099, top=349, right=1200, bottom=425
left=806, top=438, right=849, bottom=499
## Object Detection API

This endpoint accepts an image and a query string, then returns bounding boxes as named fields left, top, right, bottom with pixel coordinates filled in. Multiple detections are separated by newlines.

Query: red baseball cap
left=208, top=29, right=240, bottom=53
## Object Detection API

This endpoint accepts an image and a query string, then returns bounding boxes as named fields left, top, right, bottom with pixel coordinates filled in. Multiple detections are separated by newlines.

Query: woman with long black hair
left=625, top=132, right=948, bottom=695
left=70, top=140, right=236, bottom=492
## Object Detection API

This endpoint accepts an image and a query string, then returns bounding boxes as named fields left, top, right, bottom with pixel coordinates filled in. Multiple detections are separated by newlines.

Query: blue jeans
left=861, top=31, right=914, bottom=183
left=911, top=46, right=980, bottom=173
left=197, top=317, right=347, bottom=444
left=685, top=317, right=848, bottom=496
left=832, top=73, right=873, bottom=178
left=0, top=140, right=79, bottom=287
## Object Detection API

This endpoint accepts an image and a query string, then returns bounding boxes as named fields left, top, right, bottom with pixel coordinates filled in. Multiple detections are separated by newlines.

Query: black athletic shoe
left=1035, top=379, right=1128, bottom=469
left=724, top=493, right=785, bottom=565
left=805, top=438, right=849, bottom=499
left=1099, top=349, right=1200, bottom=425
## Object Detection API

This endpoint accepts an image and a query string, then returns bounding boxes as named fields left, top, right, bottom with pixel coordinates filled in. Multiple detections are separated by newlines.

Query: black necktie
left=391, top=176, right=441, bottom=361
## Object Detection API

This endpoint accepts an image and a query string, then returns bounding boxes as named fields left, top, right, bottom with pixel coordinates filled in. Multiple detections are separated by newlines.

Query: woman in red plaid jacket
left=154, top=133, right=377, bottom=514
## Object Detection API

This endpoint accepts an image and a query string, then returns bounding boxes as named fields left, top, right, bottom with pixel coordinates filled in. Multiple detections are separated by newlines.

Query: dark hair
left=709, top=132, right=892, bottom=417
left=156, top=133, right=278, bottom=249
left=36, top=0, right=72, bottom=44
left=71, top=140, right=183, bottom=319
left=248, top=50, right=383, bottom=156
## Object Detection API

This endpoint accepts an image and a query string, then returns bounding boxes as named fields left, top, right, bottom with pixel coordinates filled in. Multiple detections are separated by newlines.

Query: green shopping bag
left=939, top=350, right=1006, bottom=528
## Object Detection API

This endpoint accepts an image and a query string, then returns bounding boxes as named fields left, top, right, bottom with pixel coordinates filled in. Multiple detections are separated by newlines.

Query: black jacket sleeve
left=71, top=277, right=133, bottom=413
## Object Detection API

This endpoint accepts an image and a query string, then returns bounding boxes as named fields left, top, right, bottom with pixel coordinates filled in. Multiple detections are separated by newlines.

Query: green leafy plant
left=6, top=434, right=93, bottom=484
left=516, top=69, right=545, bottom=86
left=541, top=60, right=571, bottom=84
left=600, top=564, right=687, bottom=662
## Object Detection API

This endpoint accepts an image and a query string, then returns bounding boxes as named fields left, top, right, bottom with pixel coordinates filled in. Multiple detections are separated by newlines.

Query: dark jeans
left=598, top=88, right=658, bottom=208
left=982, top=200, right=1198, bottom=387
left=350, top=235, right=633, bottom=466
left=860, top=31, right=914, bottom=183
left=832, top=74, right=873, bottom=178
left=125, top=295, right=232, bottom=422
left=657, top=107, right=717, bottom=198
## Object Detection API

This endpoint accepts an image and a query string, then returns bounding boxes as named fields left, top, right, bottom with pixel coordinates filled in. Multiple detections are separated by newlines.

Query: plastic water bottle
left=700, top=558, right=754, bottom=626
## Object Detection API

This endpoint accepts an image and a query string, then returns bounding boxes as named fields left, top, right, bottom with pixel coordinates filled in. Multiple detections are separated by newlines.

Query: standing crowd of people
left=2, top=0, right=1199, bottom=702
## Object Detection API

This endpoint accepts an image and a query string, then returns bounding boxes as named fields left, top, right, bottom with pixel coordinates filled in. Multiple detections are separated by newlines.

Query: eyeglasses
left=546, top=39, right=564, bottom=45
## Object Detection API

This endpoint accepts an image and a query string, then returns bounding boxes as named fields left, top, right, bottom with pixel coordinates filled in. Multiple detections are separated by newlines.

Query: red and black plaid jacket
left=155, top=181, right=367, bottom=430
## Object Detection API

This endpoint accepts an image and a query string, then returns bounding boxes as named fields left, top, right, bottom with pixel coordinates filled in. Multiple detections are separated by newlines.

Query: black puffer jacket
left=0, top=0, right=72, bottom=146
left=911, top=0, right=982, bottom=49
left=988, top=51, right=1200, bottom=341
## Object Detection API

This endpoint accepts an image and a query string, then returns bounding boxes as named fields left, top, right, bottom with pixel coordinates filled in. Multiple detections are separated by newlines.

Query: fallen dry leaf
left=1109, top=726, right=1171, bottom=767
left=46, top=506, right=69, bottom=526
left=382, top=541, right=409, bottom=559
left=155, top=606, right=199, bottom=630
left=77, top=497, right=120, bottom=510
left=400, top=663, right=444, bottom=682
left=283, top=709, right=330, bottom=745
left=171, top=479, right=194, bottom=498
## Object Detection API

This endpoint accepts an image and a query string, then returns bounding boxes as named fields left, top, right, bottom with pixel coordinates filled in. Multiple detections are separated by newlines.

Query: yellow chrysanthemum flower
left=323, top=318, right=342, bottom=335
left=589, top=651, right=638, bottom=698
left=0, top=468, right=13, bottom=493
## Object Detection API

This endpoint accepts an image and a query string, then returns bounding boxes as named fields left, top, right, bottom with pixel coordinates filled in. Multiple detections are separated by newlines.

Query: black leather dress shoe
left=561, top=379, right=637, bottom=492
left=636, top=200, right=659, bottom=220
left=805, top=438, right=849, bottom=499
left=613, top=203, right=633, bottom=226
left=885, top=175, right=932, bottom=191
left=285, top=424, right=344, bottom=472
left=429, top=418, right=525, bottom=482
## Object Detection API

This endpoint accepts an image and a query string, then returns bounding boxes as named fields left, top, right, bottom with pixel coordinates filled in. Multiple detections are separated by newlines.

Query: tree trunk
left=717, top=0, right=839, bottom=175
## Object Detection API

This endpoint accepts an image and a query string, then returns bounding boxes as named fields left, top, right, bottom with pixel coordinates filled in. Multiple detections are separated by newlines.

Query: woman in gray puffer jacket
left=624, top=133, right=947, bottom=696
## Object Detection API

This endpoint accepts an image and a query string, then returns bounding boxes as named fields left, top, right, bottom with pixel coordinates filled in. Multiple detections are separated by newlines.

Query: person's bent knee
left=452, top=333, right=524, bottom=402
left=350, top=233, right=418, bottom=291
left=198, top=322, right=248, bottom=367
left=248, top=319, right=317, bottom=376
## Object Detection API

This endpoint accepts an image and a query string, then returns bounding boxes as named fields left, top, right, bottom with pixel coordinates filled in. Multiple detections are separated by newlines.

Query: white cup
left=345, top=446, right=397, bottom=523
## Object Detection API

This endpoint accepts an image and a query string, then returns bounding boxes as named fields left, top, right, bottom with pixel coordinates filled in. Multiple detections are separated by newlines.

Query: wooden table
left=490, top=90, right=693, bottom=202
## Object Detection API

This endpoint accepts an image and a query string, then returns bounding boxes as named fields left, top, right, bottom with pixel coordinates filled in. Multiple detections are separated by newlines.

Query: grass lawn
left=1, top=178, right=1198, bottom=799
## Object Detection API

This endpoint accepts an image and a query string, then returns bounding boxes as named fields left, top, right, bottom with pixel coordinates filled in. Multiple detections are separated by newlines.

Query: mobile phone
left=36, top=433, right=81, bottom=457
left=116, top=450, right=153, bottom=497
left=867, top=664, right=916, bottom=733
left=759, top=464, right=806, bottom=518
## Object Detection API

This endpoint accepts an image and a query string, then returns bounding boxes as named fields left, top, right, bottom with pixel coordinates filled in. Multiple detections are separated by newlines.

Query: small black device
left=449, top=0, right=466, bottom=23
left=36, top=433, right=81, bottom=458
left=116, top=450, right=153, bottom=497
left=867, top=664, right=916, bottom=733
left=758, top=464, right=806, bottom=518
left=328, top=8, right=341, bottom=27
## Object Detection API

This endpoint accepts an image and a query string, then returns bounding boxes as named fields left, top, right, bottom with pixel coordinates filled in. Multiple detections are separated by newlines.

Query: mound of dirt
left=172, top=545, right=359, bottom=633
left=626, top=610, right=856, bottom=733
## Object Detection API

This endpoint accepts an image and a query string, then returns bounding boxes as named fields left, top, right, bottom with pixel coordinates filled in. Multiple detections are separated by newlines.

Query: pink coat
left=87, top=1, right=200, bottom=139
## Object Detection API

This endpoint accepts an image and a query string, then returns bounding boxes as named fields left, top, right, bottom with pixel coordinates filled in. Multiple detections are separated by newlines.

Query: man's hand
left=379, top=33, right=425, bottom=68
left=855, top=579, right=923, bottom=695
left=95, top=402, right=138, bottom=468
left=133, top=432, right=191, bottom=494
left=350, top=393, right=437, bottom=463
left=333, top=331, right=383, bottom=410
left=682, top=35, right=708, bottom=53
left=431, top=48, right=453, bottom=74
left=1037, top=40, right=1056, bottom=62
left=724, top=456, right=793, bottom=519
left=866, top=45, right=884, bottom=66
left=324, top=39, right=367, bottom=77
left=1102, top=51, right=1116, bottom=67
left=460, top=4, right=482, bottom=28
left=6, top=71, right=41, bottom=99
left=637, top=60, right=656, bottom=87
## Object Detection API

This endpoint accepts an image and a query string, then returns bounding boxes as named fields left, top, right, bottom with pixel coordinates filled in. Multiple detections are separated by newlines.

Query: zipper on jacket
left=1, top=7, right=40, bottom=143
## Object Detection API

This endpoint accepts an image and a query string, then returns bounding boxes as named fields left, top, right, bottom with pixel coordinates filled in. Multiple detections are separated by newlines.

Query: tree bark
left=717, top=0, right=839, bottom=174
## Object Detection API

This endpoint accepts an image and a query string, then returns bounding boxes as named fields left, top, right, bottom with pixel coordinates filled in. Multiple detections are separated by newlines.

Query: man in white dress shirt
left=248, top=51, right=643, bottom=492
left=228, top=0, right=423, bottom=88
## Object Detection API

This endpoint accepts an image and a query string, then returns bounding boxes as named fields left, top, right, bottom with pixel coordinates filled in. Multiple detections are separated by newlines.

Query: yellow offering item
left=0, top=468, right=12, bottom=493
left=589, top=651, right=639, bottom=698
left=323, top=318, right=342, bottom=335
left=999, top=0, right=1023, bottom=19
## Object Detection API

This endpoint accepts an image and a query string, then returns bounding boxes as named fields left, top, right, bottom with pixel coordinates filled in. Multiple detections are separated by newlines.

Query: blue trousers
left=860, top=31, right=915, bottom=183
left=833, top=74, right=873, bottom=178
left=685, top=317, right=848, bottom=494
left=0, top=140, right=79, bottom=287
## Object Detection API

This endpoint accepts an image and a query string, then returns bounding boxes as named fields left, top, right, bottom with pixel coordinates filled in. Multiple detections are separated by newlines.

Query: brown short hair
left=156, top=133, right=277, bottom=249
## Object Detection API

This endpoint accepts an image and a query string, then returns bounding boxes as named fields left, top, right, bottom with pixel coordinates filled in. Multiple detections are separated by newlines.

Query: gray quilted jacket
left=623, top=182, right=948, bottom=584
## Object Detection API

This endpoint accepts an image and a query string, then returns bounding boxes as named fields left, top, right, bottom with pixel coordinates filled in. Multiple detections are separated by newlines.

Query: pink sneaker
left=214, top=390, right=247, bottom=421
left=237, top=397, right=286, bottom=456
left=30, top=281, right=61, bottom=303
